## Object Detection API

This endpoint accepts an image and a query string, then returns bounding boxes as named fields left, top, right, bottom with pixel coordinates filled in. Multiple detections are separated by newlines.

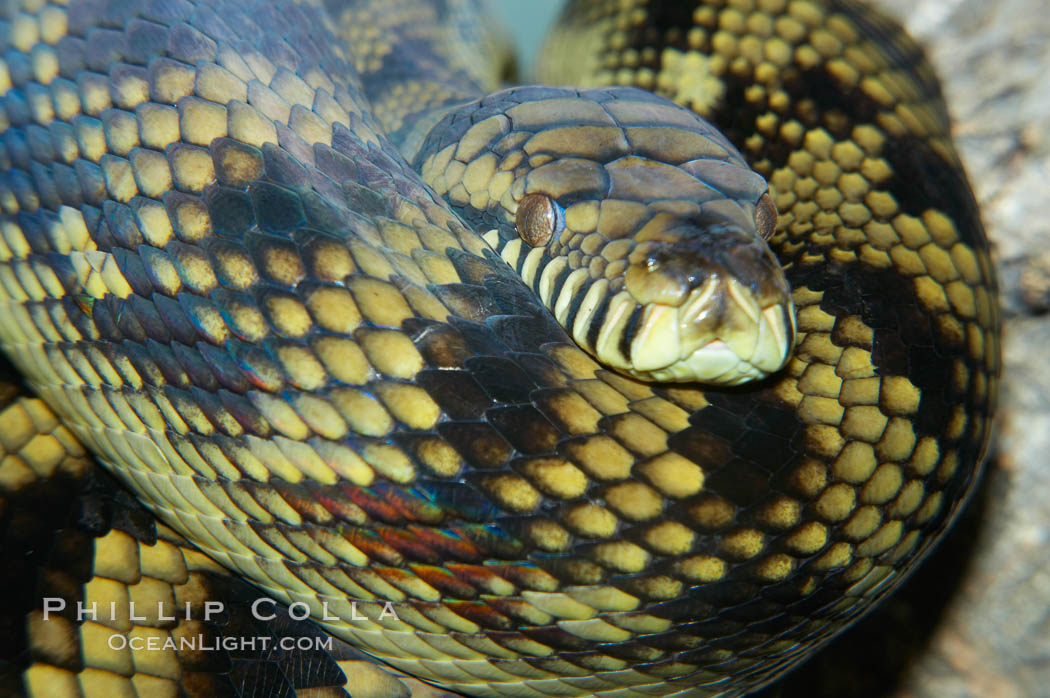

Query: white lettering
left=76, top=601, right=97, bottom=621
left=42, top=598, right=65, bottom=620
left=287, top=602, right=310, bottom=621
left=252, top=597, right=277, bottom=621
left=203, top=601, right=224, bottom=621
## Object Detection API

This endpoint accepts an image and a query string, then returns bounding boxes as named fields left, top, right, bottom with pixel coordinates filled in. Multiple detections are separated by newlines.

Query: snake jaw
left=579, top=265, right=796, bottom=385
left=677, top=286, right=797, bottom=385
left=600, top=279, right=795, bottom=385
left=610, top=219, right=795, bottom=384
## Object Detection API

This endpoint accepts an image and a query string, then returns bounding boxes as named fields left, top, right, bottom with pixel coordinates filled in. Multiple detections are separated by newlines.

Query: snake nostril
left=624, top=261, right=694, bottom=306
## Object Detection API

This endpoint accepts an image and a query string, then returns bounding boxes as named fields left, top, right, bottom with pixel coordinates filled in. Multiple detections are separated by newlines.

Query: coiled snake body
left=0, top=0, right=999, bottom=696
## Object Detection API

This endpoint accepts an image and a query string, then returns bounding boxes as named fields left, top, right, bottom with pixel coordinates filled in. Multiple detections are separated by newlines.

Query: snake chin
left=595, top=279, right=796, bottom=385
left=671, top=294, right=796, bottom=385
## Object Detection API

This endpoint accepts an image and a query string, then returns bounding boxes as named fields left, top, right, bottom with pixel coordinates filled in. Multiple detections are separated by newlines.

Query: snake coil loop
left=0, top=1, right=998, bottom=696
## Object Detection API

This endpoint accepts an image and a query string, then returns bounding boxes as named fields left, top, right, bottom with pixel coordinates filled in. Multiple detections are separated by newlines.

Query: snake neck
left=328, top=0, right=510, bottom=155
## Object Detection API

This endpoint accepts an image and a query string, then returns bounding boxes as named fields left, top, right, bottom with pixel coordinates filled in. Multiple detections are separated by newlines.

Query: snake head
left=414, top=86, right=796, bottom=385
left=620, top=212, right=795, bottom=383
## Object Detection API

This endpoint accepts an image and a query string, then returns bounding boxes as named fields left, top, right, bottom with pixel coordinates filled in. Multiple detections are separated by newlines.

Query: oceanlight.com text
left=106, top=633, right=335, bottom=652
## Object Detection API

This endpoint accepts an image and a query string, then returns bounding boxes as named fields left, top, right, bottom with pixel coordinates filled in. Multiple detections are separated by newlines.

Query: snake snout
left=618, top=220, right=796, bottom=384
left=625, top=220, right=768, bottom=300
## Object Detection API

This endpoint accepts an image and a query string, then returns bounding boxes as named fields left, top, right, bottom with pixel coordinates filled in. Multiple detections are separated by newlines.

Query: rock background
left=763, top=1, right=1050, bottom=696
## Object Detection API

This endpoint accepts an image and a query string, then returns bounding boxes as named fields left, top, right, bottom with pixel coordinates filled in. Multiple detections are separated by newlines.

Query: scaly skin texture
left=0, top=370, right=455, bottom=698
left=0, top=1, right=997, bottom=697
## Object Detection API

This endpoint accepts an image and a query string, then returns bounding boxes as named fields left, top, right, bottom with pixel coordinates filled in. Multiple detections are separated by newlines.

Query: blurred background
left=485, top=0, right=561, bottom=74
left=487, top=1, right=1050, bottom=696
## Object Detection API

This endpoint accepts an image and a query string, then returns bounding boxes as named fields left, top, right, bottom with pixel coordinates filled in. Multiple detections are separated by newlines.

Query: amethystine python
left=0, top=0, right=999, bottom=696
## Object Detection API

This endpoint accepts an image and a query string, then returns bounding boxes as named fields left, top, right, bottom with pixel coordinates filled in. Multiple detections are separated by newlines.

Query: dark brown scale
left=486, top=405, right=562, bottom=455
left=464, top=356, right=537, bottom=404
left=432, top=283, right=502, bottom=322
left=248, top=181, right=306, bottom=234
left=263, top=142, right=312, bottom=188
left=103, top=201, right=145, bottom=247
left=125, top=19, right=171, bottom=65
left=314, top=142, right=360, bottom=186
left=409, top=321, right=476, bottom=368
left=437, top=421, right=514, bottom=470
left=416, top=369, right=493, bottom=419
left=205, top=186, right=257, bottom=236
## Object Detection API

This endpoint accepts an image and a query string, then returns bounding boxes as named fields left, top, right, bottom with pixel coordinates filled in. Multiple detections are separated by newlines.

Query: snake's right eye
left=516, top=193, right=564, bottom=247
left=755, top=192, right=778, bottom=240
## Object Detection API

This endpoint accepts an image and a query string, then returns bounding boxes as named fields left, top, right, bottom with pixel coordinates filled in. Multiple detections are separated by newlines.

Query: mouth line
left=580, top=279, right=795, bottom=384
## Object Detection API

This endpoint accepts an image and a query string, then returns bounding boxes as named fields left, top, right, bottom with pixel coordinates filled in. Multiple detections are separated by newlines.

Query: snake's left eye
left=755, top=192, right=777, bottom=240
left=516, top=193, right=565, bottom=247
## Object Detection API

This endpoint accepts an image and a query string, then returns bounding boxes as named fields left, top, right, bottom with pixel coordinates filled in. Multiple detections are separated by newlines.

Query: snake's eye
left=516, top=193, right=564, bottom=247
left=755, top=192, right=777, bottom=240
